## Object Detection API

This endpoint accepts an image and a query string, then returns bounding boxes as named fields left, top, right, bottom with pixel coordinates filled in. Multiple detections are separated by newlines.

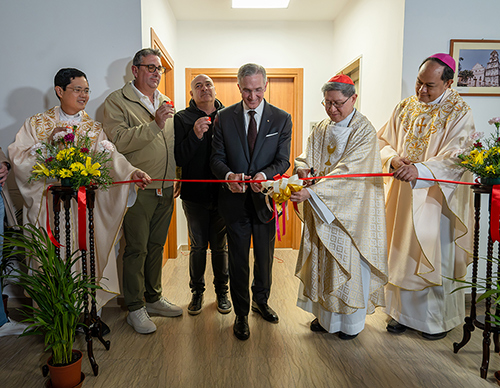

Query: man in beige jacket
left=103, top=48, right=181, bottom=334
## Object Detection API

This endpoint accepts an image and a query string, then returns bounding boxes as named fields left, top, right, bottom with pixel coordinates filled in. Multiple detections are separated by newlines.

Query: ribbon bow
left=261, top=174, right=304, bottom=241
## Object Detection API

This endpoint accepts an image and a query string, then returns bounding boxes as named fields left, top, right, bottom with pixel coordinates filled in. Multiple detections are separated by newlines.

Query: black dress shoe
left=91, top=320, right=110, bottom=337
left=386, top=318, right=407, bottom=334
left=216, top=293, right=232, bottom=314
left=310, top=318, right=327, bottom=332
left=339, top=332, right=358, bottom=340
left=422, top=331, right=447, bottom=340
left=233, top=316, right=250, bottom=340
left=251, top=301, right=279, bottom=323
left=188, top=292, right=204, bottom=315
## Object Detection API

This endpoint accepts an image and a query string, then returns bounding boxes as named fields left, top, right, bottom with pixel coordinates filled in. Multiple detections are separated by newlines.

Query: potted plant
left=5, top=223, right=100, bottom=388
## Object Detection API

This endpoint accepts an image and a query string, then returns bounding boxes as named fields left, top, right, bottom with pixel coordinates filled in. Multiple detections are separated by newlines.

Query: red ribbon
left=112, top=173, right=478, bottom=186
left=491, top=185, right=500, bottom=242
left=45, top=173, right=480, bottom=248
left=77, top=187, right=87, bottom=251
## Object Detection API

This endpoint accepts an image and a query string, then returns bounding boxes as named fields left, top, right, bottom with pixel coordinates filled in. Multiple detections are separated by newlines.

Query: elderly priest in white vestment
left=377, top=53, right=475, bottom=340
left=291, top=75, right=388, bottom=340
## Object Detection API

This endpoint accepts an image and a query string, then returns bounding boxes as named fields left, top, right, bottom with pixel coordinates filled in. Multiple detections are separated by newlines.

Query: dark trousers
left=220, top=192, right=276, bottom=316
left=182, top=200, right=228, bottom=295
left=122, top=188, right=174, bottom=311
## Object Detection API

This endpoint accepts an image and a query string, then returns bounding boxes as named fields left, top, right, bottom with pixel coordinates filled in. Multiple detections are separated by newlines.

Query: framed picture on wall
left=450, top=39, right=500, bottom=96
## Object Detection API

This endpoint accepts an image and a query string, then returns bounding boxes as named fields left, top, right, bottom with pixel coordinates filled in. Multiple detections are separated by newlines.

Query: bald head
left=190, top=74, right=216, bottom=108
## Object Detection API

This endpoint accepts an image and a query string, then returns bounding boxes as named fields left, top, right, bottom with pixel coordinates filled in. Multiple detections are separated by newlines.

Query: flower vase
left=60, top=178, right=73, bottom=187
left=481, top=177, right=500, bottom=186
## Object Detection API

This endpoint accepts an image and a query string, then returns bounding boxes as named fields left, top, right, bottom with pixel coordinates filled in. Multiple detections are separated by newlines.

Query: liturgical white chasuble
left=9, top=107, right=138, bottom=309
left=295, top=110, right=388, bottom=335
left=378, top=89, right=475, bottom=333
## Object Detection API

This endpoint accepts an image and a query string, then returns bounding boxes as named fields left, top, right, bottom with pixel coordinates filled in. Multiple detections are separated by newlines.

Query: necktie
left=247, top=110, right=257, bottom=156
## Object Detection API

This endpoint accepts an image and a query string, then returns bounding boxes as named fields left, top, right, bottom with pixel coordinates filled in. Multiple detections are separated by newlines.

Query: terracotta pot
left=47, top=350, right=83, bottom=388
left=45, top=373, right=85, bottom=388
left=2, top=294, right=8, bottom=317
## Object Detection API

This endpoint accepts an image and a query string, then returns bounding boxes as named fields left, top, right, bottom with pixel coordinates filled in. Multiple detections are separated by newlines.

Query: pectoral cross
left=415, top=117, right=427, bottom=136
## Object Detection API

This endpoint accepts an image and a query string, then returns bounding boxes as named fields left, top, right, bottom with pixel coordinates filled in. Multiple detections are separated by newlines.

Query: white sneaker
left=0, top=319, right=29, bottom=337
left=146, top=296, right=183, bottom=317
left=127, top=307, right=157, bottom=334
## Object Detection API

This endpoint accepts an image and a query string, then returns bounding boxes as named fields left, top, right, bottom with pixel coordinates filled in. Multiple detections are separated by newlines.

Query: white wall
left=0, top=0, right=142, bottom=147
left=141, top=0, right=177, bottom=59
left=328, top=0, right=406, bottom=129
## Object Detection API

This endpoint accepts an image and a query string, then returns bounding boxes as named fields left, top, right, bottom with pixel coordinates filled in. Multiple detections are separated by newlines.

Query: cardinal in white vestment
left=8, top=68, right=151, bottom=316
left=291, top=75, right=388, bottom=340
left=377, top=54, right=474, bottom=339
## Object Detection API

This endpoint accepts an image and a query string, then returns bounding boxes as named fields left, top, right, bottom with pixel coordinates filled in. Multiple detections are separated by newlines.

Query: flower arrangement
left=29, top=124, right=115, bottom=190
left=457, top=117, right=500, bottom=178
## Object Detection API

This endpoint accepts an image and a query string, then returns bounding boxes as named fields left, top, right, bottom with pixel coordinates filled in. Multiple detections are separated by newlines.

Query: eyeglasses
left=136, top=64, right=166, bottom=74
left=66, top=86, right=91, bottom=95
left=321, top=96, right=350, bottom=110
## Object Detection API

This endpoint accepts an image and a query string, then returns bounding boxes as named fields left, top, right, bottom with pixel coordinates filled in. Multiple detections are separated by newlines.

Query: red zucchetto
left=327, top=74, right=354, bottom=85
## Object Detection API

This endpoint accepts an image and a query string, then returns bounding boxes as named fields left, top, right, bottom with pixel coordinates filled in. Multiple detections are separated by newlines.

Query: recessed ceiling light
left=232, top=0, right=290, bottom=9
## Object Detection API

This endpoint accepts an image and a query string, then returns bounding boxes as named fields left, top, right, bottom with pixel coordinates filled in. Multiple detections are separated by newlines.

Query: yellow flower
left=81, top=157, right=101, bottom=177
left=70, top=162, right=85, bottom=172
left=56, top=147, right=75, bottom=161
left=32, top=163, right=50, bottom=177
left=59, top=169, right=73, bottom=178
left=472, top=150, right=485, bottom=165
left=486, top=166, right=496, bottom=173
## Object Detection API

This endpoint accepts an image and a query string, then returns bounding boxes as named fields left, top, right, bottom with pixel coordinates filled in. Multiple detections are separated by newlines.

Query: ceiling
left=167, top=0, right=349, bottom=21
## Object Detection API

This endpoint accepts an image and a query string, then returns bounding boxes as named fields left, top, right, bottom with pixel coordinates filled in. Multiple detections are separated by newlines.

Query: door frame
left=151, top=28, right=178, bottom=262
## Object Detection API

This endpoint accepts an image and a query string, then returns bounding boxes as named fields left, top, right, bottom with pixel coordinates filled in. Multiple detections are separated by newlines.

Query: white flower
left=87, top=130, right=99, bottom=139
left=489, top=117, right=500, bottom=125
left=469, top=131, right=484, bottom=141
left=61, top=120, right=79, bottom=128
left=98, top=140, right=115, bottom=153
left=52, top=129, right=73, bottom=142
left=29, top=143, right=46, bottom=156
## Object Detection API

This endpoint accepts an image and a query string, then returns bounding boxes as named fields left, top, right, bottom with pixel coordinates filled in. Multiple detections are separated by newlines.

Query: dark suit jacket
left=211, top=100, right=292, bottom=223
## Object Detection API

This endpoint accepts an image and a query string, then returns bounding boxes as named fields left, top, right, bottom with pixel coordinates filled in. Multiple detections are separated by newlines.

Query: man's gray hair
left=133, top=48, right=162, bottom=66
left=237, top=63, right=267, bottom=84
left=321, top=82, right=355, bottom=98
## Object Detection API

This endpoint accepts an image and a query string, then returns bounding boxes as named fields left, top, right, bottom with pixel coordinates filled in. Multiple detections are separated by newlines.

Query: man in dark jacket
left=174, top=74, right=231, bottom=315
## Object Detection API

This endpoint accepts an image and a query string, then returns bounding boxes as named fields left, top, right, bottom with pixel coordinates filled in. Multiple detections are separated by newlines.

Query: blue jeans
left=0, top=187, right=8, bottom=326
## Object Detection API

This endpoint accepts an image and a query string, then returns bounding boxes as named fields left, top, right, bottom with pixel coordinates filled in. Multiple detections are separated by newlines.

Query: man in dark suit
left=211, top=63, right=292, bottom=340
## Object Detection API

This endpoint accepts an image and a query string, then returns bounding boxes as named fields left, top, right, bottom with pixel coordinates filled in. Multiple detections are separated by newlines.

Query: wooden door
left=185, top=68, right=303, bottom=249
left=151, top=28, right=178, bottom=262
